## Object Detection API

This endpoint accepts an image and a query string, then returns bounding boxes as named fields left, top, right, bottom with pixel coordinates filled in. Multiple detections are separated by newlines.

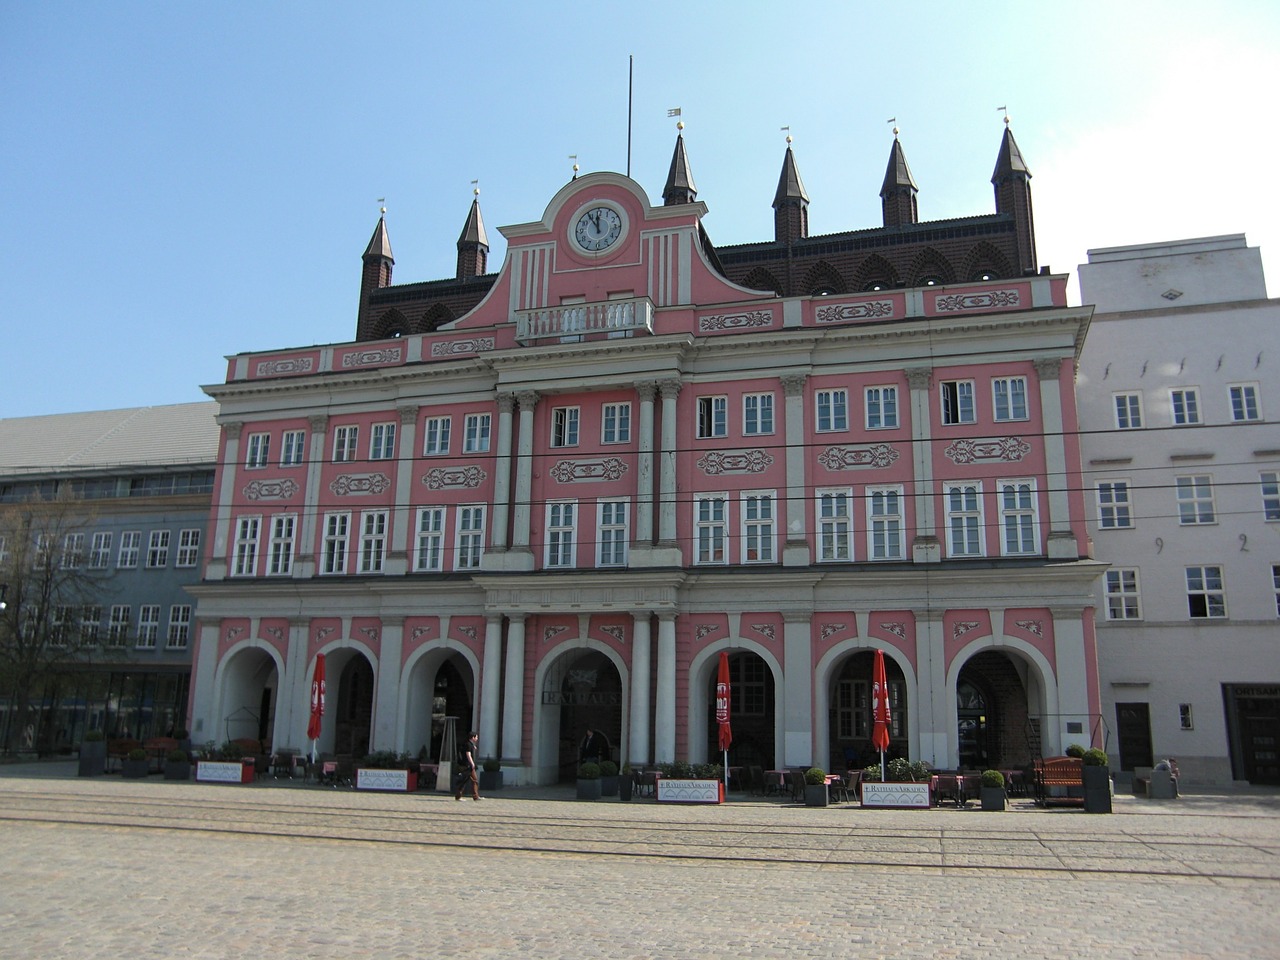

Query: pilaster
left=781, top=374, right=810, bottom=566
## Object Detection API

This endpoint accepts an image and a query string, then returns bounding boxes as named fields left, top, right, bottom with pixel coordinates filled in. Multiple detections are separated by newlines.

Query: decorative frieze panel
left=697, top=449, right=774, bottom=475
left=599, top=625, right=625, bottom=644
left=421, top=466, right=487, bottom=490
left=549, top=458, right=628, bottom=483
left=817, top=444, right=899, bottom=471
left=329, top=473, right=392, bottom=496
left=431, top=337, right=496, bottom=357
left=952, top=621, right=982, bottom=641
left=944, top=437, right=1031, bottom=465
left=256, top=357, right=314, bottom=377
left=934, top=289, right=1020, bottom=312
left=750, top=623, right=776, bottom=641
left=314, top=626, right=336, bottom=644
left=698, top=310, right=774, bottom=332
left=341, top=346, right=402, bottom=368
left=815, top=300, right=895, bottom=324
left=1014, top=619, right=1044, bottom=637
left=695, top=624, right=719, bottom=642
left=243, top=478, right=299, bottom=501
left=545, top=626, right=571, bottom=644
left=879, top=622, right=906, bottom=639
left=819, top=623, right=846, bottom=642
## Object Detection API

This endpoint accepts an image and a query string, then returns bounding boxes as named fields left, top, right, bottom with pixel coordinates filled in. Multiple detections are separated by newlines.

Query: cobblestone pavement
left=2, top=762, right=1278, bottom=959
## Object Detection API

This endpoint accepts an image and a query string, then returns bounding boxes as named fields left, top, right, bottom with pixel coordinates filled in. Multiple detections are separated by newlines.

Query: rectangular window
left=1264, top=472, right=1280, bottom=521
left=415, top=507, right=445, bottom=572
left=551, top=407, right=580, bottom=447
left=731, top=656, right=767, bottom=716
left=423, top=416, right=451, bottom=455
left=992, top=377, right=1028, bottom=421
left=816, top=389, right=848, bottom=432
left=245, top=432, right=270, bottom=469
left=233, top=517, right=260, bottom=576
left=51, top=605, right=73, bottom=647
left=865, top=386, right=899, bottom=429
left=322, top=513, right=350, bottom=574
left=697, top=396, right=728, bottom=438
left=742, top=492, right=775, bottom=563
left=107, top=605, right=131, bottom=646
left=463, top=413, right=492, bottom=453
left=867, top=485, right=904, bottom=560
left=597, top=499, right=629, bottom=567
left=1176, top=475, right=1216, bottom=525
left=0, top=536, right=7, bottom=566
left=80, top=606, right=101, bottom=645
left=1186, top=565, right=1226, bottom=619
left=743, top=394, right=775, bottom=435
left=268, top=514, right=295, bottom=576
left=941, top=380, right=976, bottom=425
left=281, top=429, right=306, bottom=466
left=1171, top=388, right=1201, bottom=425
left=369, top=422, right=396, bottom=460
left=117, top=531, right=141, bottom=569
left=1273, top=564, right=1280, bottom=617
left=999, top=480, right=1038, bottom=555
left=817, top=490, right=852, bottom=561
left=137, top=605, right=160, bottom=649
left=545, top=501, right=577, bottom=568
left=455, top=506, right=485, bottom=570
left=333, top=425, right=359, bottom=462
left=695, top=495, right=728, bottom=564
left=1104, top=568, right=1142, bottom=620
left=166, top=605, right=191, bottom=649
left=61, top=533, right=84, bottom=569
left=1097, top=481, right=1133, bottom=529
left=146, top=530, right=170, bottom=568
left=359, top=511, right=388, bottom=573
left=945, top=483, right=984, bottom=557
left=1114, top=393, right=1143, bottom=429
left=601, top=403, right=631, bottom=444
left=176, top=529, right=201, bottom=568
left=1229, top=383, right=1260, bottom=422
left=1179, top=704, right=1194, bottom=731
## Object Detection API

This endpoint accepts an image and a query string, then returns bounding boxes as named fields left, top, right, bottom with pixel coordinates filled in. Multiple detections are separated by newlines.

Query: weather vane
left=377, top=197, right=386, bottom=215
left=997, top=105, right=1010, bottom=124
left=781, top=125, right=791, bottom=145
left=470, top=179, right=479, bottom=197
left=568, top=155, right=579, bottom=180
left=887, top=117, right=899, bottom=137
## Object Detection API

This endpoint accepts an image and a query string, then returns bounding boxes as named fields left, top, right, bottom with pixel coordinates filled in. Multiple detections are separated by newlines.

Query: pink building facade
left=190, top=134, right=1103, bottom=783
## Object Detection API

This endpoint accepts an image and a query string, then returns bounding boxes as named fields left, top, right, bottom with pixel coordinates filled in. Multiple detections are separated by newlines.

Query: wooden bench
left=1032, top=756, right=1084, bottom=806
left=143, top=737, right=180, bottom=772
left=106, top=738, right=141, bottom=773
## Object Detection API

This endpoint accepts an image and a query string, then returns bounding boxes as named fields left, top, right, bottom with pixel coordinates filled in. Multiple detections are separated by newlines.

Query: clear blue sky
left=2, top=1, right=1278, bottom=418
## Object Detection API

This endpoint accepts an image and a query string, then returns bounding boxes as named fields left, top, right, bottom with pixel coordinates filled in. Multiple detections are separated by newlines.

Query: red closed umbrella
left=306, top=654, right=326, bottom=755
left=871, top=648, right=891, bottom=779
left=716, top=651, right=732, bottom=797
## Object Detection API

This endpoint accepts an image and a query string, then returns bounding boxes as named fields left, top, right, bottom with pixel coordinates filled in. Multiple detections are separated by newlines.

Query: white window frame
left=80, top=606, right=101, bottom=645
left=945, top=482, right=985, bottom=557
left=117, top=530, right=141, bottom=569
left=741, top=490, right=776, bottom=564
left=601, top=403, right=631, bottom=444
left=597, top=498, right=629, bottom=567
left=1104, top=568, right=1142, bottom=620
left=369, top=422, right=397, bottom=460
left=455, top=505, right=486, bottom=570
left=1097, top=481, right=1133, bottom=529
left=333, top=425, right=359, bottom=462
left=423, top=416, right=451, bottom=455
left=545, top=500, right=578, bottom=568
left=1273, top=564, right=1280, bottom=618
left=166, top=605, right=192, bottom=650
left=998, top=479, right=1040, bottom=556
left=941, top=380, right=976, bottom=425
left=742, top=393, right=775, bottom=436
left=107, top=605, right=131, bottom=646
left=1262, top=472, right=1280, bottom=522
left=88, top=532, right=112, bottom=569
left=268, top=514, right=296, bottom=576
left=551, top=407, right=580, bottom=448
left=865, top=385, right=899, bottom=430
left=696, top=396, right=728, bottom=439
left=1170, top=388, right=1201, bottom=426
left=245, top=432, right=270, bottom=469
left=61, top=533, right=84, bottom=569
left=281, top=429, right=306, bottom=466
left=359, top=510, right=388, bottom=573
left=463, top=413, right=492, bottom=453
left=322, top=512, right=351, bottom=575
left=1113, top=392, right=1143, bottom=429
left=176, top=528, right=201, bottom=568
left=815, top=389, right=848, bottom=432
left=146, top=530, right=170, bottom=568
left=816, top=489, right=852, bottom=562
left=1186, top=565, right=1226, bottom=619
left=1176, top=475, right=1216, bottom=525
left=233, top=516, right=260, bottom=577
left=415, top=507, right=446, bottom=572
left=694, top=494, right=729, bottom=565
left=136, top=605, right=160, bottom=649
left=866, top=485, right=904, bottom=560
left=992, top=376, right=1028, bottom=422
left=1229, top=383, right=1261, bottom=422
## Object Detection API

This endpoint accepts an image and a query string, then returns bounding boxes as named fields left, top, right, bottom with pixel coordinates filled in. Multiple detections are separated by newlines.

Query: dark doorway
left=429, top=658, right=472, bottom=762
left=1226, top=686, right=1280, bottom=785
left=956, top=679, right=989, bottom=769
left=708, top=652, right=775, bottom=770
left=334, top=656, right=374, bottom=757
left=830, top=651, right=906, bottom=772
left=1114, top=702, right=1153, bottom=772
left=549, top=650, right=622, bottom=781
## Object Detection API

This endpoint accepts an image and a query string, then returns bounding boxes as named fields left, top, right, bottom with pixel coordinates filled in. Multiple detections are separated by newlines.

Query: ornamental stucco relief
left=431, top=337, right=495, bottom=357
left=934, top=289, right=1020, bottom=312
left=549, top=458, right=628, bottom=483
left=243, top=478, right=299, bottom=501
left=817, top=444, right=899, bottom=471
left=698, top=310, right=773, bottom=331
left=944, top=437, right=1031, bottom=464
left=421, top=466, right=487, bottom=490
left=697, top=449, right=774, bottom=475
left=329, top=473, right=392, bottom=495
left=815, top=300, right=895, bottom=323
left=341, top=346, right=402, bottom=368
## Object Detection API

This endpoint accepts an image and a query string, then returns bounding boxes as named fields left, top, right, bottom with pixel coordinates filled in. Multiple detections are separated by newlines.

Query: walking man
left=454, top=731, right=482, bottom=801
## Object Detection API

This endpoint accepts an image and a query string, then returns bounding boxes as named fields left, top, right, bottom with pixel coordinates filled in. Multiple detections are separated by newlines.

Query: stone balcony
left=515, top=296, right=654, bottom=344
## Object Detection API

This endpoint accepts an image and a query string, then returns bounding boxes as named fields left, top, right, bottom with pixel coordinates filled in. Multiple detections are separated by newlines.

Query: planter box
left=1083, top=765, right=1112, bottom=814
left=980, top=786, right=1006, bottom=811
left=479, top=769, right=503, bottom=791
left=356, top=768, right=419, bottom=792
left=164, top=760, right=192, bottom=781
left=656, top=778, right=725, bottom=804
left=121, top=758, right=150, bottom=779
left=196, top=760, right=255, bottom=784
left=600, top=775, right=619, bottom=797
left=804, top=783, right=829, bottom=807
left=78, top=741, right=106, bottom=777
left=861, top=781, right=931, bottom=808
left=576, top=778, right=602, bottom=800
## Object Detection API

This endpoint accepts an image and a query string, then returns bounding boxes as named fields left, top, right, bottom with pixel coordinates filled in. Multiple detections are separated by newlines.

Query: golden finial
left=377, top=197, right=386, bottom=216
left=998, top=105, right=1010, bottom=125
left=677, top=120, right=684, bottom=132
left=569, top=155, right=578, bottom=180
left=470, top=179, right=479, bottom=198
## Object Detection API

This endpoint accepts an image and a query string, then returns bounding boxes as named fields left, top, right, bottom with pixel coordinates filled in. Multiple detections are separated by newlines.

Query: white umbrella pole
left=723, top=747, right=729, bottom=797
left=880, top=749, right=885, bottom=782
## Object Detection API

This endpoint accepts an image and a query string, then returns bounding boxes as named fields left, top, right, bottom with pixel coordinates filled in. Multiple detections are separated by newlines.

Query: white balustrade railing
left=516, top=297, right=653, bottom=343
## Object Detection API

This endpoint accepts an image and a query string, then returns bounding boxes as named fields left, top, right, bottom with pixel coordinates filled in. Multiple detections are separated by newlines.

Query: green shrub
left=981, top=769, right=1005, bottom=788
left=1082, top=748, right=1109, bottom=767
left=866, top=757, right=932, bottom=782
left=599, top=760, right=618, bottom=777
left=219, top=742, right=244, bottom=760
left=805, top=766, right=827, bottom=785
left=577, top=762, right=601, bottom=780
left=1065, top=743, right=1087, bottom=758
left=127, top=748, right=148, bottom=762
left=482, top=756, right=501, bottom=773
left=84, top=729, right=105, bottom=742
left=693, top=763, right=723, bottom=780
left=173, top=728, right=189, bottom=740
left=167, top=749, right=188, bottom=763
left=361, top=750, right=410, bottom=769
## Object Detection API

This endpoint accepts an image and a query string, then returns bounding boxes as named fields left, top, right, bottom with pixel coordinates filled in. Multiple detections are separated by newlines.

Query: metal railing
left=515, top=296, right=654, bottom=344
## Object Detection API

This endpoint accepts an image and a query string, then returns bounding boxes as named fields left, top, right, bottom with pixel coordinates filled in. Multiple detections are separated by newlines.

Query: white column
left=275, top=617, right=309, bottom=750
left=780, top=374, right=810, bottom=566
left=628, top=612, right=652, bottom=764
left=490, top=394, right=515, bottom=552
left=511, top=392, right=538, bottom=555
left=905, top=367, right=940, bottom=563
left=1050, top=606, right=1090, bottom=756
left=913, top=609, right=946, bottom=766
left=781, top=613, right=813, bottom=767
left=500, top=615, right=527, bottom=761
left=653, top=613, right=677, bottom=762
left=657, top=379, right=681, bottom=546
left=387, top=405, right=418, bottom=576
left=189, top=619, right=221, bottom=742
left=296, top=414, right=329, bottom=578
left=208, top=422, right=241, bottom=580
left=634, top=381, right=656, bottom=545
left=1035, top=358, right=1079, bottom=558
left=372, top=618, right=403, bottom=752
left=479, top=615, right=503, bottom=755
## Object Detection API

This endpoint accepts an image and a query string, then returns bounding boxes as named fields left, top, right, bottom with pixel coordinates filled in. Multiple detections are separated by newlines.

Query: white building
left=1077, top=235, right=1280, bottom=786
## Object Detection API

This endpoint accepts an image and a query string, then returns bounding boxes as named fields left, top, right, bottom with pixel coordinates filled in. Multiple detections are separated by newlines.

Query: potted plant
left=618, top=762, right=634, bottom=801
left=479, top=757, right=503, bottom=792
left=599, top=760, right=619, bottom=797
left=861, top=757, right=933, bottom=808
left=1065, top=743, right=1086, bottom=758
left=356, top=751, right=419, bottom=792
left=804, top=766, right=830, bottom=807
left=576, top=761, right=602, bottom=800
left=174, top=727, right=192, bottom=752
left=1082, top=747, right=1112, bottom=814
left=164, top=748, right=191, bottom=781
left=121, top=747, right=150, bottom=779
left=980, top=769, right=1006, bottom=811
left=196, top=741, right=255, bottom=783
left=78, top=729, right=106, bottom=777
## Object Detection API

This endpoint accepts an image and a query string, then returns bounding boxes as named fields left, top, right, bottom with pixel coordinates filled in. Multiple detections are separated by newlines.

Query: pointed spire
left=880, top=128, right=919, bottom=227
left=991, top=118, right=1032, bottom=184
left=880, top=131, right=918, bottom=195
left=456, top=188, right=489, bottom=279
left=663, top=123, right=698, bottom=206
left=357, top=207, right=394, bottom=340
left=772, top=137, right=810, bottom=208
left=362, top=210, right=394, bottom=263
left=772, top=134, right=809, bottom=245
left=990, top=116, right=1037, bottom=274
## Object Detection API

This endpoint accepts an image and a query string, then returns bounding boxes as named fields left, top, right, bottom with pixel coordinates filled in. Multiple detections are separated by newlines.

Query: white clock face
left=574, top=205, right=623, bottom=252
